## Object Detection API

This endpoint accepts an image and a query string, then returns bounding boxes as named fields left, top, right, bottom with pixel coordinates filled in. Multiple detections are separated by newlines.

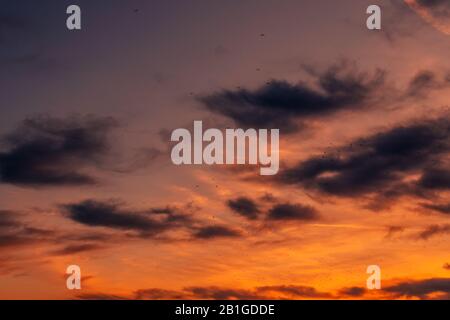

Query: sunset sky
left=0, top=0, right=449, bottom=300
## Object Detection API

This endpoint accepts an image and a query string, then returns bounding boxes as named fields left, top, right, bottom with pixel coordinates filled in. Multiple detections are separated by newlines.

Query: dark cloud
left=0, top=210, right=54, bottom=248
left=63, top=199, right=244, bottom=241
left=415, top=0, right=450, bottom=23
left=134, top=288, right=187, bottom=300
left=64, top=200, right=162, bottom=232
left=338, top=286, right=367, bottom=297
left=279, top=117, right=450, bottom=201
left=226, top=196, right=320, bottom=223
left=0, top=234, right=31, bottom=248
left=417, top=0, right=448, bottom=7
left=267, top=203, right=318, bottom=221
left=59, top=192, right=336, bottom=245
left=200, top=62, right=385, bottom=133
left=186, top=286, right=263, bottom=300
left=50, top=243, right=103, bottom=256
left=77, top=293, right=128, bottom=300
left=385, top=225, right=406, bottom=238
left=78, top=278, right=450, bottom=300
left=150, top=207, right=175, bottom=215
left=417, top=224, right=450, bottom=240
left=0, top=210, right=20, bottom=229
left=62, top=200, right=189, bottom=236
left=0, top=115, right=117, bottom=187
left=406, top=70, right=450, bottom=96
left=133, top=284, right=332, bottom=300
left=419, top=168, right=450, bottom=190
left=422, top=202, right=450, bottom=215
left=384, top=278, right=450, bottom=299
left=257, top=285, right=332, bottom=298
left=407, top=70, right=441, bottom=97
left=227, top=197, right=260, bottom=220
left=193, top=226, right=241, bottom=239
left=443, top=263, right=450, bottom=270
left=259, top=193, right=278, bottom=203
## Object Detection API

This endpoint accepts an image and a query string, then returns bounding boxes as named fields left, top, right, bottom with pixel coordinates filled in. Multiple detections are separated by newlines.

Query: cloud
left=49, top=243, right=103, bottom=256
left=61, top=196, right=322, bottom=244
left=134, top=288, right=188, bottom=300
left=406, top=70, right=449, bottom=97
left=419, top=168, right=450, bottom=190
left=279, top=117, right=450, bottom=201
left=0, top=211, right=54, bottom=249
left=417, top=224, right=450, bottom=240
left=0, top=210, right=20, bottom=229
left=384, top=278, right=450, bottom=299
left=79, top=278, right=450, bottom=300
left=227, top=197, right=260, bottom=220
left=417, top=0, right=448, bottom=7
left=0, top=115, right=117, bottom=187
left=406, top=0, right=450, bottom=35
left=193, top=226, right=241, bottom=239
left=416, top=0, right=450, bottom=15
left=227, top=196, right=320, bottom=223
left=443, top=263, right=450, bottom=270
left=62, top=200, right=190, bottom=237
left=200, top=62, right=385, bottom=133
left=257, top=285, right=332, bottom=298
left=422, top=202, right=450, bottom=215
left=131, top=284, right=333, bottom=300
left=259, top=193, right=278, bottom=203
left=76, top=293, right=128, bottom=300
left=385, top=226, right=406, bottom=238
left=338, top=286, right=367, bottom=297
left=62, top=199, right=244, bottom=241
left=111, top=147, right=164, bottom=174
left=186, top=286, right=263, bottom=299
left=323, top=279, right=450, bottom=299
left=267, top=203, right=318, bottom=221
left=0, top=234, right=31, bottom=248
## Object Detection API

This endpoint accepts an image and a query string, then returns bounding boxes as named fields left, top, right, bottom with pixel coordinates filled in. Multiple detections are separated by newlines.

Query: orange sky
left=0, top=0, right=449, bottom=300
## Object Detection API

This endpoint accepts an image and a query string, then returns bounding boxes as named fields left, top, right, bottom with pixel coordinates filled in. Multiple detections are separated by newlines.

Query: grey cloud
left=384, top=278, right=450, bottom=299
left=227, top=197, right=261, bottom=220
left=200, top=62, right=385, bottom=133
left=193, top=226, right=241, bottom=239
left=279, top=117, right=450, bottom=202
left=267, top=203, right=318, bottom=221
left=0, top=115, right=117, bottom=187
left=418, top=224, right=450, bottom=240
